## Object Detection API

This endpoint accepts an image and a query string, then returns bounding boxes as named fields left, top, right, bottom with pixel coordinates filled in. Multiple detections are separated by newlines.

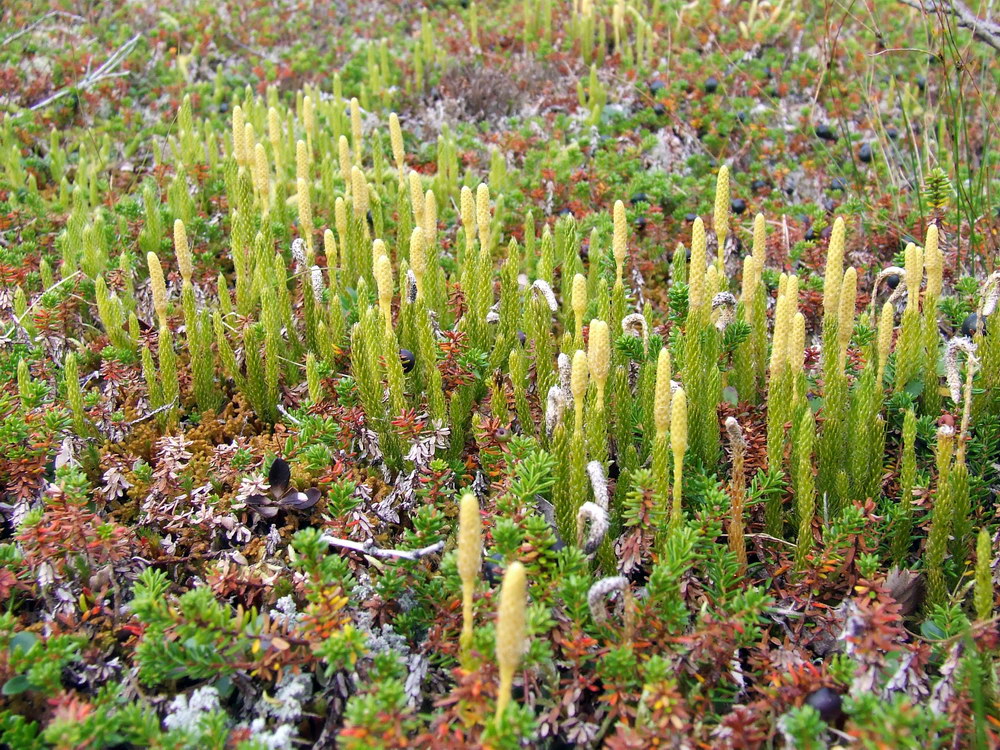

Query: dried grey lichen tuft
left=945, top=336, right=979, bottom=403
left=576, top=501, right=608, bottom=555
left=531, top=279, right=558, bottom=312
left=587, top=576, right=629, bottom=625
left=712, top=292, right=738, bottom=331
left=545, top=384, right=567, bottom=437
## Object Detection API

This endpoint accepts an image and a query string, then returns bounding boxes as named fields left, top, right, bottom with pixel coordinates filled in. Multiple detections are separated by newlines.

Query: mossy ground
left=0, top=0, right=999, bottom=748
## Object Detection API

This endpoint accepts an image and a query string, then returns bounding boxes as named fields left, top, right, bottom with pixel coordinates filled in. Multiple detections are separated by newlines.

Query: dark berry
left=516, top=330, right=527, bottom=346
left=916, top=75, right=926, bottom=92
left=859, top=143, right=873, bottom=163
left=630, top=192, right=649, bottom=206
left=399, top=348, right=416, bottom=373
left=634, top=216, right=648, bottom=233
left=218, top=101, right=229, bottom=114
left=559, top=207, right=573, bottom=217
left=815, top=124, right=837, bottom=142
left=805, top=687, right=843, bottom=724
left=652, top=103, right=666, bottom=116
left=737, top=111, right=747, bottom=123
left=684, top=213, right=698, bottom=222
left=704, top=76, right=719, bottom=94
left=886, top=273, right=901, bottom=290
left=366, top=209, right=374, bottom=231
left=886, top=126, right=899, bottom=140
left=483, top=553, right=505, bottom=585
left=649, top=79, right=666, bottom=94
left=829, top=177, right=848, bottom=191
left=961, top=313, right=986, bottom=337
left=730, top=198, right=747, bottom=215
left=751, top=179, right=767, bottom=192
left=804, top=227, right=817, bottom=241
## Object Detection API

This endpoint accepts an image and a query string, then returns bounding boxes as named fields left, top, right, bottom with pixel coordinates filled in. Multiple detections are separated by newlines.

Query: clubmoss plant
left=713, top=164, right=730, bottom=269
left=793, top=409, right=816, bottom=572
left=61, top=352, right=86, bottom=436
left=652, top=347, right=672, bottom=509
left=725, top=416, right=748, bottom=575
left=974, top=528, right=994, bottom=622
left=457, top=492, right=482, bottom=664
left=891, top=409, right=919, bottom=565
left=926, top=425, right=956, bottom=609
left=495, top=561, right=527, bottom=727
left=4, top=22, right=1000, bottom=744
left=587, top=319, right=610, bottom=460
left=669, top=386, right=688, bottom=531
left=766, top=275, right=795, bottom=534
left=894, top=243, right=925, bottom=391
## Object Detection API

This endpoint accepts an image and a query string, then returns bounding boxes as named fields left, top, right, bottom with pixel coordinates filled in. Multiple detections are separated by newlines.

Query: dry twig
left=897, top=0, right=1000, bottom=52
left=29, top=33, right=142, bottom=111
left=1, top=10, right=85, bottom=48
left=320, top=536, right=444, bottom=561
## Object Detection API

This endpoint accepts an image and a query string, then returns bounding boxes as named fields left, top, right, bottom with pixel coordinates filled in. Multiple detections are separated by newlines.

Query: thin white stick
left=320, top=535, right=444, bottom=561
left=30, top=33, right=141, bottom=111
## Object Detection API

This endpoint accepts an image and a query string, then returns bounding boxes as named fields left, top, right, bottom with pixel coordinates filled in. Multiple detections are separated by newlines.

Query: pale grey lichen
left=531, top=279, right=558, bottom=312
left=587, top=576, right=629, bottom=625
left=712, top=292, right=738, bottom=332
left=268, top=596, right=302, bottom=628
left=310, top=266, right=324, bottom=303
left=545, top=384, right=567, bottom=437
left=257, top=672, right=312, bottom=723
left=291, top=238, right=307, bottom=270
left=557, top=352, right=572, bottom=396
left=247, top=718, right=297, bottom=750
left=486, top=300, right=501, bottom=324
left=586, top=460, right=608, bottom=510
left=945, top=336, right=978, bottom=403
left=163, top=685, right=221, bottom=732
left=576, top=501, right=608, bottom=555
left=406, top=269, right=418, bottom=304
left=621, top=313, right=648, bottom=342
